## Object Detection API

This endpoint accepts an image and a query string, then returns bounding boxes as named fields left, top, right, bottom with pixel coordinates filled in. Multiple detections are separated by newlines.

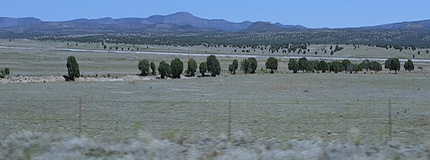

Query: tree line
left=64, top=55, right=414, bottom=81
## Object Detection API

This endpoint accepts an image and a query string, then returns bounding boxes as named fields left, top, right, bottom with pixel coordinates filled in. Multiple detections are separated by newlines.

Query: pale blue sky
left=1, top=0, right=430, bottom=28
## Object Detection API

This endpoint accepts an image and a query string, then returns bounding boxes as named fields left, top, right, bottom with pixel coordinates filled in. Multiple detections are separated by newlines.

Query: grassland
left=1, top=39, right=430, bottom=77
left=1, top=73, right=429, bottom=143
left=1, top=40, right=430, bottom=159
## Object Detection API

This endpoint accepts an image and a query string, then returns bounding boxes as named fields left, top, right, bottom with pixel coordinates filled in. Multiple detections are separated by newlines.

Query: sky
left=1, top=0, right=430, bottom=28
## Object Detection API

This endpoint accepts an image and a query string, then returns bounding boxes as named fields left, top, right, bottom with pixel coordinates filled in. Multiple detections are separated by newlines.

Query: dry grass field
left=1, top=40, right=430, bottom=159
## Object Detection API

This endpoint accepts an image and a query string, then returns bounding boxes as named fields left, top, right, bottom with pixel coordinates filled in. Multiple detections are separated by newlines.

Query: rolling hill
left=0, top=12, right=429, bottom=35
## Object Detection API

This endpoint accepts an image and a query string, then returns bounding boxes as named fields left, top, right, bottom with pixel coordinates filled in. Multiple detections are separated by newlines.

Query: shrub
left=4, top=68, right=10, bottom=75
left=158, top=61, right=171, bottom=79
left=0, top=69, right=4, bottom=78
left=199, top=62, right=207, bottom=77
left=353, top=64, right=363, bottom=73
left=170, top=58, right=183, bottom=79
left=330, top=60, right=343, bottom=73
left=298, top=57, right=308, bottom=72
left=228, top=64, right=235, bottom=74
left=241, top=59, right=249, bottom=74
left=288, top=59, right=299, bottom=73
left=138, top=59, right=150, bottom=76
left=150, top=62, right=156, bottom=75
left=66, top=56, right=80, bottom=81
left=404, top=59, right=414, bottom=72
left=361, top=59, right=371, bottom=71
left=265, top=57, right=278, bottom=74
left=230, top=59, right=238, bottom=74
left=206, top=55, right=221, bottom=77
left=388, top=58, right=400, bottom=73
left=341, top=59, right=353, bottom=73
left=306, top=60, right=317, bottom=73
left=370, top=61, right=382, bottom=73
left=187, top=58, right=197, bottom=76
left=334, top=45, right=344, bottom=52
left=317, top=60, right=328, bottom=73
left=247, top=57, right=258, bottom=74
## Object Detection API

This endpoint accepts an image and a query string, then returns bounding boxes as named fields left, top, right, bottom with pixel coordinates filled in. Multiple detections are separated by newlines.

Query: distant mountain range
left=0, top=12, right=430, bottom=35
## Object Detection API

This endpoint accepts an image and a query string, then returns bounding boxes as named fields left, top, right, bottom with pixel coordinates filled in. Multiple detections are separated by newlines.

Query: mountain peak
left=167, top=12, right=197, bottom=19
left=171, top=12, right=193, bottom=16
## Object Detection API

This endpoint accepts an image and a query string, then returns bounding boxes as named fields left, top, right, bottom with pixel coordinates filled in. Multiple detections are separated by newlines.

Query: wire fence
left=0, top=99, right=429, bottom=143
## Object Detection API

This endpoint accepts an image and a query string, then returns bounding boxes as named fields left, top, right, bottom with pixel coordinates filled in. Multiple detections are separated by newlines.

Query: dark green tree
left=229, top=59, right=239, bottom=74
left=241, top=59, right=249, bottom=74
left=389, top=58, right=401, bottom=73
left=138, top=59, right=150, bottom=76
left=171, top=58, right=183, bottom=79
left=426, top=50, right=429, bottom=54
left=384, top=58, right=392, bottom=71
left=288, top=59, right=299, bottom=73
left=265, top=57, right=278, bottom=74
left=232, top=59, right=239, bottom=72
left=361, top=59, right=371, bottom=71
left=229, top=64, right=235, bottom=74
left=0, top=69, right=4, bottom=78
left=370, top=61, right=382, bottom=73
left=298, top=57, right=308, bottom=72
left=330, top=60, right=343, bottom=73
left=199, top=62, right=207, bottom=77
left=306, top=60, right=316, bottom=73
left=206, top=55, right=221, bottom=77
left=66, top=56, right=80, bottom=81
left=404, top=59, right=414, bottom=72
left=150, top=62, right=156, bottom=75
left=353, top=64, right=363, bottom=73
left=341, top=59, right=353, bottom=73
left=247, top=57, right=258, bottom=74
left=187, top=58, right=198, bottom=76
left=318, top=60, right=328, bottom=73
left=158, top=61, right=171, bottom=79
left=4, top=68, right=10, bottom=75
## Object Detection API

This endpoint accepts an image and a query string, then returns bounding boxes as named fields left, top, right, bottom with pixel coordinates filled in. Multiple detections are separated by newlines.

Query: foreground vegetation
left=1, top=131, right=429, bottom=160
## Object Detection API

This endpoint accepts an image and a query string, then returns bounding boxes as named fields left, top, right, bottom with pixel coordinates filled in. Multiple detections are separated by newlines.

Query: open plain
left=1, top=40, right=430, bottom=159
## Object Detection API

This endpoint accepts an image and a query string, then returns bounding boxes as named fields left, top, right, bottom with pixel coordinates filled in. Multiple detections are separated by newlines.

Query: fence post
left=388, top=99, right=392, bottom=142
left=228, top=99, right=231, bottom=141
left=79, top=98, right=82, bottom=137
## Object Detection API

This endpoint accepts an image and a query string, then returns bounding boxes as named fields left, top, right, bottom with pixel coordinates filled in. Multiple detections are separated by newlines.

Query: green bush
left=4, top=68, right=10, bottom=75
left=206, top=55, right=221, bottom=77
left=0, top=69, right=4, bottom=78
left=330, top=60, right=343, bottom=73
left=317, top=60, right=328, bottom=73
left=388, top=58, right=400, bottom=73
left=370, top=61, right=382, bottom=73
left=199, top=62, right=207, bottom=77
left=66, top=56, right=80, bottom=81
left=138, top=59, right=150, bottom=76
left=241, top=57, right=258, bottom=74
left=241, top=59, right=249, bottom=74
left=171, top=58, right=183, bottom=79
left=229, top=59, right=239, bottom=74
left=361, top=59, right=371, bottom=71
left=265, top=57, right=278, bottom=74
left=150, top=62, right=156, bottom=75
left=158, top=61, right=171, bottom=79
left=404, top=59, right=414, bottom=72
left=247, top=57, right=258, bottom=74
left=298, top=57, right=308, bottom=72
left=187, top=58, right=197, bottom=76
left=288, top=59, right=299, bottom=73
left=353, top=64, right=363, bottom=73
